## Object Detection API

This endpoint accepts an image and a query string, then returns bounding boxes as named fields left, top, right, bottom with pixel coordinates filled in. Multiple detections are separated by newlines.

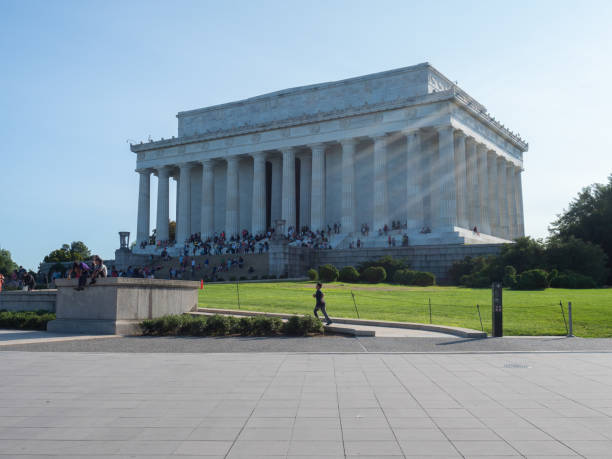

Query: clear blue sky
left=1, top=0, right=611, bottom=270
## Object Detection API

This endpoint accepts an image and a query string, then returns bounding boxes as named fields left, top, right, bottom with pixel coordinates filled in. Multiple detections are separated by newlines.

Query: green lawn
left=198, top=281, right=612, bottom=337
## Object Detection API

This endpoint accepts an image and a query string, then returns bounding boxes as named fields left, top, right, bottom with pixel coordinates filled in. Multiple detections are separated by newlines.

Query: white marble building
left=131, top=63, right=527, bottom=251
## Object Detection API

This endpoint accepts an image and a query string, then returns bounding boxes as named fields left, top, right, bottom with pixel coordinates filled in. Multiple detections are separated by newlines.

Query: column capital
left=372, top=133, right=388, bottom=142
left=435, top=124, right=454, bottom=134
left=476, top=143, right=488, bottom=154
left=453, top=129, right=466, bottom=139
left=487, top=149, right=498, bottom=160
left=135, top=168, right=153, bottom=175
left=339, top=138, right=358, bottom=149
left=279, top=146, right=298, bottom=155
left=156, top=165, right=172, bottom=177
left=200, top=158, right=216, bottom=168
left=251, top=151, right=267, bottom=161
left=177, top=162, right=196, bottom=171
left=226, top=155, right=240, bottom=165
left=309, top=143, right=327, bottom=152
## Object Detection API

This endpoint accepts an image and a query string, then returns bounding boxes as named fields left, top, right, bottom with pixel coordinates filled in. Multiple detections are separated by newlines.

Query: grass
left=198, top=281, right=612, bottom=337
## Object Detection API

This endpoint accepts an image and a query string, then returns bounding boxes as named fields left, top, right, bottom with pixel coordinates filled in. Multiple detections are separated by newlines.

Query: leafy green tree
left=43, top=241, right=91, bottom=263
left=550, top=175, right=612, bottom=281
left=0, top=249, right=18, bottom=276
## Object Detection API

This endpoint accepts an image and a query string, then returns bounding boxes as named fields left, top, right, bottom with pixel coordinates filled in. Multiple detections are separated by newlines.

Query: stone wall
left=311, top=244, right=503, bottom=284
left=0, top=291, right=57, bottom=312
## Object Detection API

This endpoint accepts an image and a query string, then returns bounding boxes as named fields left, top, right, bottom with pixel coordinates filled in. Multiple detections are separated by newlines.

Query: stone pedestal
left=47, top=278, right=199, bottom=335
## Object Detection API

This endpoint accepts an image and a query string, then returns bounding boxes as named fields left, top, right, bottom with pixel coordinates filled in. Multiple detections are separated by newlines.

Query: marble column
left=225, top=156, right=239, bottom=237
left=515, top=167, right=525, bottom=237
left=406, top=130, right=423, bottom=230
left=465, top=137, right=480, bottom=229
left=453, top=131, right=469, bottom=228
left=340, top=138, right=356, bottom=234
left=477, top=144, right=491, bottom=234
left=136, top=169, right=151, bottom=245
left=270, top=157, right=282, bottom=224
left=497, top=158, right=509, bottom=239
left=174, top=174, right=179, bottom=230
left=310, top=143, right=326, bottom=232
left=251, top=152, right=267, bottom=235
left=200, top=159, right=214, bottom=239
left=299, top=154, right=312, bottom=230
left=281, top=148, right=296, bottom=231
left=487, top=151, right=500, bottom=237
left=436, top=126, right=457, bottom=229
left=155, top=166, right=171, bottom=242
left=373, top=134, right=388, bottom=231
left=176, top=163, right=193, bottom=244
left=506, top=162, right=517, bottom=240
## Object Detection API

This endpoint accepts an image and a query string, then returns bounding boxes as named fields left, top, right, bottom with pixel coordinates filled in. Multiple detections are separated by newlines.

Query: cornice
left=131, top=87, right=528, bottom=154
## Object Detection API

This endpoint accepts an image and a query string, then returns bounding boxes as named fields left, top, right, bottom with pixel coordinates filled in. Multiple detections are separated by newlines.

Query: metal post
left=559, top=301, right=568, bottom=335
left=477, top=304, right=483, bottom=332
left=492, top=282, right=503, bottom=337
left=236, top=280, right=241, bottom=309
left=429, top=298, right=432, bottom=324
left=351, top=291, right=360, bottom=318
left=568, top=301, right=574, bottom=337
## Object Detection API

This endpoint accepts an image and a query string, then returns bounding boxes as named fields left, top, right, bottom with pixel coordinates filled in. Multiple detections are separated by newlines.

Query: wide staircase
left=147, top=253, right=269, bottom=281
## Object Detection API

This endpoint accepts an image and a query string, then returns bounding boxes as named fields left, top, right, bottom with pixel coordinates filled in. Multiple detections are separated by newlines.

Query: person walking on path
left=313, top=282, right=333, bottom=325
left=0, top=273, right=4, bottom=292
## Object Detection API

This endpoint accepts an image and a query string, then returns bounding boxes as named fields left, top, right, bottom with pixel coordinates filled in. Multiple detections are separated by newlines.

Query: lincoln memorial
left=130, top=63, right=527, bottom=254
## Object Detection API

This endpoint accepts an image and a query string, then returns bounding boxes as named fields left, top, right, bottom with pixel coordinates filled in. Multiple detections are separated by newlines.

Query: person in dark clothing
left=22, top=272, right=36, bottom=291
left=68, top=261, right=90, bottom=291
left=313, top=282, right=332, bottom=325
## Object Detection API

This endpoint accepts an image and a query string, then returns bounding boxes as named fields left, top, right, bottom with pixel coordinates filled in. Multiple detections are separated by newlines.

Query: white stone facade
left=131, top=63, right=527, bottom=248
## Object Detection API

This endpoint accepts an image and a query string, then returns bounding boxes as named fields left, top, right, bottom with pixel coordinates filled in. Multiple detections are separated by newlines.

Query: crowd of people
left=0, top=266, right=36, bottom=291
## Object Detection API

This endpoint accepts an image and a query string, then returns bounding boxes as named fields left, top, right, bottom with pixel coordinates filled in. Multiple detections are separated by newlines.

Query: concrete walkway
left=0, top=329, right=117, bottom=346
left=1, top=350, right=611, bottom=458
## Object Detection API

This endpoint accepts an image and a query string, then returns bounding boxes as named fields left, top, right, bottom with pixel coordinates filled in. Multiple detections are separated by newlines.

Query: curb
left=195, top=307, right=486, bottom=338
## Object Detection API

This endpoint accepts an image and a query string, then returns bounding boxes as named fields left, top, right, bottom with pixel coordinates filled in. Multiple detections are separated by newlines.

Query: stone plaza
left=1, top=347, right=612, bottom=458
left=130, top=63, right=527, bottom=255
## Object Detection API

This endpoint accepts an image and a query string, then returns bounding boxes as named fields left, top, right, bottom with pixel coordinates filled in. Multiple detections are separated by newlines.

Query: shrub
left=307, top=269, right=318, bottom=281
left=545, top=236, right=608, bottom=285
left=318, top=264, right=339, bottom=282
left=392, top=269, right=415, bottom=285
left=282, top=315, right=324, bottom=336
left=250, top=316, right=283, bottom=336
left=550, top=271, right=597, bottom=289
left=250, top=276, right=258, bottom=280
left=411, top=271, right=435, bottom=286
left=515, top=269, right=549, bottom=290
left=177, top=315, right=207, bottom=335
left=239, top=276, right=247, bottom=281
left=205, top=314, right=241, bottom=336
left=460, top=272, right=491, bottom=288
left=339, top=266, right=359, bottom=283
left=0, top=310, right=55, bottom=330
left=360, top=266, right=387, bottom=284
left=357, top=256, right=409, bottom=279
left=229, top=276, right=237, bottom=281
left=503, top=265, right=517, bottom=289
left=234, top=317, right=253, bottom=335
left=260, top=275, right=268, bottom=280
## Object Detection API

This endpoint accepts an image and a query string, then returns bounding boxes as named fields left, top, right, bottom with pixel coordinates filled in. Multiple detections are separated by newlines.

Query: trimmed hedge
left=0, top=310, right=56, bottom=330
left=392, top=269, right=415, bottom=285
left=318, top=264, right=339, bottom=282
left=411, top=271, right=435, bottom=286
left=338, top=266, right=360, bottom=283
left=140, top=314, right=323, bottom=337
left=515, top=269, right=549, bottom=290
left=550, top=271, right=597, bottom=289
left=307, top=268, right=318, bottom=281
left=360, top=266, right=387, bottom=284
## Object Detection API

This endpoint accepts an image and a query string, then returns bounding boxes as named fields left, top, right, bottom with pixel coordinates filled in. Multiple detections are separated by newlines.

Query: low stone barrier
left=47, top=278, right=199, bottom=335
left=0, top=290, right=57, bottom=312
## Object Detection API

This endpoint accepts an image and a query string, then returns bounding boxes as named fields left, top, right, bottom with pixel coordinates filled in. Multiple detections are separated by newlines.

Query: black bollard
left=492, top=282, right=503, bottom=337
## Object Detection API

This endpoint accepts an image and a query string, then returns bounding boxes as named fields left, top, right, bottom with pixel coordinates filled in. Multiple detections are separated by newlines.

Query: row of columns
left=135, top=126, right=525, bottom=245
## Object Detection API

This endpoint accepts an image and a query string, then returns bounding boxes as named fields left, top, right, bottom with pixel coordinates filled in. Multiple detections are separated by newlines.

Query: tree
left=43, top=241, right=91, bottom=263
left=0, top=249, right=18, bottom=275
left=151, top=220, right=176, bottom=242
left=550, top=175, right=612, bottom=282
